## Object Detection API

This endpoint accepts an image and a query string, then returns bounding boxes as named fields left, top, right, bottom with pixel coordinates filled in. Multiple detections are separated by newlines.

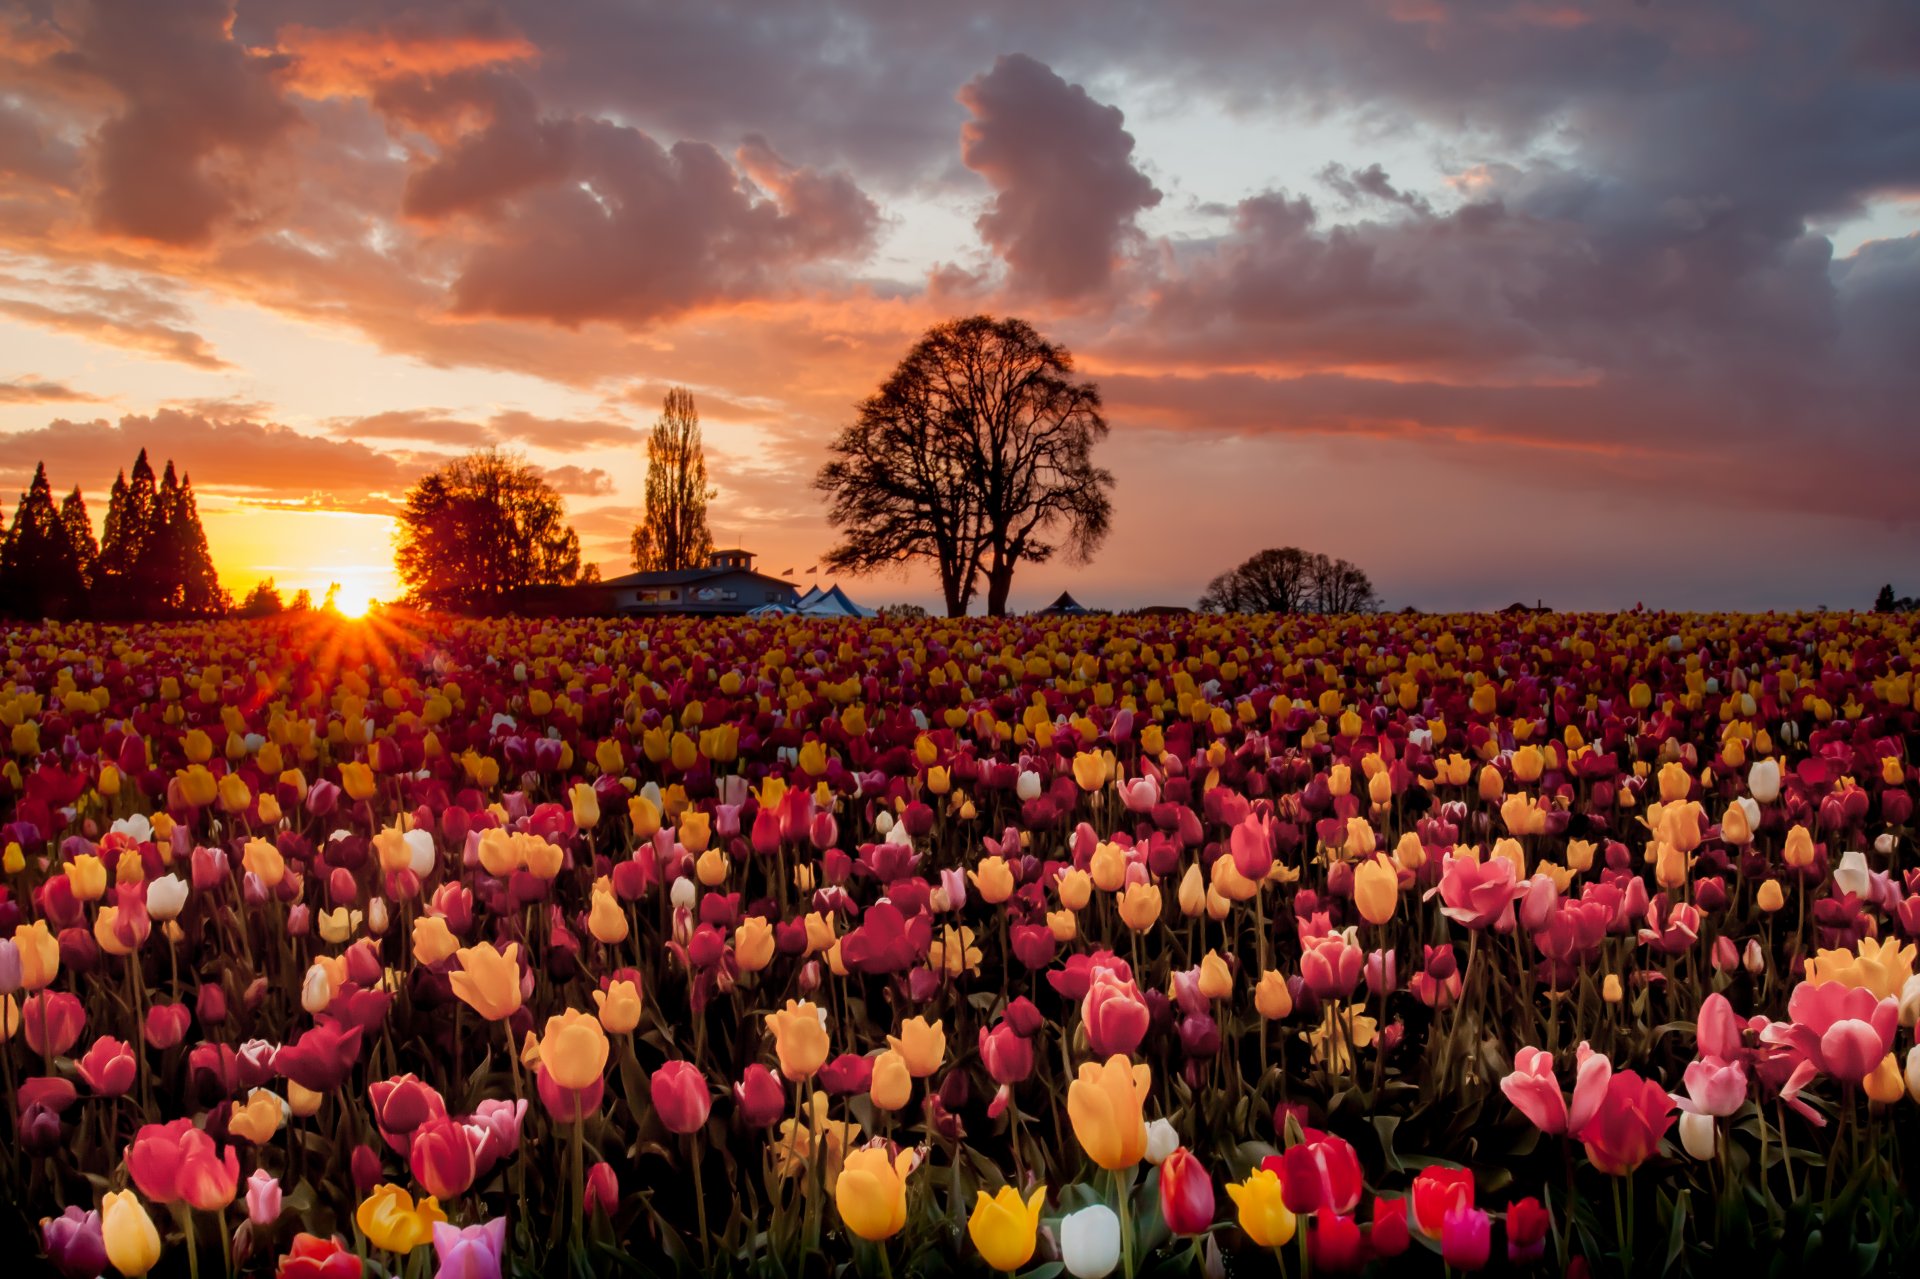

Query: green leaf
left=1663, top=1188, right=1690, bottom=1275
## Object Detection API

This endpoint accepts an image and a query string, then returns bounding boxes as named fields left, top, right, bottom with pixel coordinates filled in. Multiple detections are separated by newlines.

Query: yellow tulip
left=970, top=856, right=1015, bottom=904
left=1055, top=867, right=1092, bottom=911
left=869, top=1049, right=912, bottom=1111
left=228, top=1089, right=285, bottom=1144
left=679, top=810, right=712, bottom=855
left=1196, top=951, right=1234, bottom=1000
left=340, top=761, right=377, bottom=801
left=448, top=941, right=523, bottom=1021
left=835, top=1144, right=917, bottom=1241
left=241, top=838, right=285, bottom=888
left=593, top=979, right=644, bottom=1034
left=969, top=1185, right=1047, bottom=1271
left=1254, top=970, right=1293, bottom=1020
left=1090, top=842, right=1128, bottom=893
left=887, top=1016, right=946, bottom=1078
left=102, top=1190, right=163, bottom=1276
left=1117, top=882, right=1161, bottom=932
left=356, top=1183, right=448, bottom=1253
left=588, top=891, right=629, bottom=945
left=217, top=772, right=252, bottom=815
left=570, top=783, right=601, bottom=829
left=767, top=999, right=830, bottom=1081
left=735, top=917, right=775, bottom=973
left=539, top=1010, right=610, bottom=1090
left=1067, top=1054, right=1151, bottom=1170
left=628, top=793, right=661, bottom=839
left=1226, top=1169, right=1296, bottom=1246
left=64, top=853, right=108, bottom=902
left=15, top=919, right=60, bottom=990
left=1783, top=825, right=1815, bottom=868
left=412, top=916, right=459, bottom=967
left=1353, top=855, right=1398, bottom=925
left=1757, top=879, right=1786, bottom=913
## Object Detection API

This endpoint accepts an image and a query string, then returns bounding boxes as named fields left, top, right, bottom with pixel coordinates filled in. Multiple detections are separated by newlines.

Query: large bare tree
left=396, top=448, right=581, bottom=614
left=1198, top=546, right=1380, bottom=614
left=630, top=387, right=716, bottom=572
left=816, top=316, right=1114, bottom=616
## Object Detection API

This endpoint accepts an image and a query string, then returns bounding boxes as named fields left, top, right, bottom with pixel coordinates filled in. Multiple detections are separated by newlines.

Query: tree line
left=0, top=450, right=226, bottom=621
left=390, top=316, right=1386, bottom=618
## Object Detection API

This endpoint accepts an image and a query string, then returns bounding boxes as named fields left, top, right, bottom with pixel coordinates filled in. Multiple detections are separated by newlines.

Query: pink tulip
left=1675, top=1057, right=1747, bottom=1117
left=1499, top=1047, right=1567, bottom=1135
left=1433, top=855, right=1524, bottom=931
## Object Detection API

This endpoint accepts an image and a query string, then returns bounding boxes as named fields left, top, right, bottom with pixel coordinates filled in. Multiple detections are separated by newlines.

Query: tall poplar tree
left=628, top=388, right=716, bottom=572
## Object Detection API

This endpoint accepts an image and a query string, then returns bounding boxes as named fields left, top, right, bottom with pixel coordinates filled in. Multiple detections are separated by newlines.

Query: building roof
left=602, top=565, right=742, bottom=588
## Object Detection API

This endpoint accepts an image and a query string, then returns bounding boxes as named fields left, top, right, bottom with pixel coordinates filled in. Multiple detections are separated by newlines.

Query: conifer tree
left=61, top=486, right=98, bottom=593
left=0, top=463, right=86, bottom=617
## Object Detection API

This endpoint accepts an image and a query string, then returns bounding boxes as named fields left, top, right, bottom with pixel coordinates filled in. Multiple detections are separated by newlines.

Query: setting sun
left=329, top=584, right=375, bottom=617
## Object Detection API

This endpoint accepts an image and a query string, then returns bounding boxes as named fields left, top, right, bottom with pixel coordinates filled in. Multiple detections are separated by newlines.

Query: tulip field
left=6, top=608, right=1920, bottom=1278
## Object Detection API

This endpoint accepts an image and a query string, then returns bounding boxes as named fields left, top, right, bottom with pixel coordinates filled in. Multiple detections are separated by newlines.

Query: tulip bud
left=1743, top=939, right=1766, bottom=976
left=1060, top=1204, right=1121, bottom=1279
left=1677, top=1111, right=1716, bottom=1160
left=1144, top=1117, right=1179, bottom=1165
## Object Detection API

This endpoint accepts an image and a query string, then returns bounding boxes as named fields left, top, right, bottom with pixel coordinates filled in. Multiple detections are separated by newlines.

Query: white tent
left=751, top=584, right=877, bottom=617
left=795, top=584, right=876, bottom=617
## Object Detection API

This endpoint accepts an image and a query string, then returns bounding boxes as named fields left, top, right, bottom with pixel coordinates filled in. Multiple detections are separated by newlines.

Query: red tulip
left=277, top=1233, right=363, bottom=1279
left=1409, top=1167, right=1474, bottom=1237
left=1309, top=1209, right=1366, bottom=1272
left=408, top=1116, right=480, bottom=1199
left=126, top=1118, right=241, bottom=1209
left=1506, top=1196, right=1550, bottom=1264
left=650, top=1059, right=713, bottom=1134
left=77, top=1035, right=136, bottom=1097
left=978, top=1023, right=1034, bottom=1085
left=144, top=1002, right=193, bottom=1049
left=272, top=1018, right=365, bottom=1092
left=1081, top=964, right=1149, bottom=1057
left=1274, top=1131, right=1363, bottom=1214
left=23, top=990, right=85, bottom=1056
left=1368, top=1195, right=1410, bottom=1257
left=1574, top=1071, right=1674, bottom=1175
left=585, top=1161, right=619, bottom=1216
left=369, top=1073, right=447, bottom=1154
left=1158, top=1147, right=1215, bottom=1235
left=734, top=1064, right=785, bottom=1127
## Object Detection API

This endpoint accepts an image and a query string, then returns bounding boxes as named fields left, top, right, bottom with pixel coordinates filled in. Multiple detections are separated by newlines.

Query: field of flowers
left=3, top=609, right=1918, bottom=1278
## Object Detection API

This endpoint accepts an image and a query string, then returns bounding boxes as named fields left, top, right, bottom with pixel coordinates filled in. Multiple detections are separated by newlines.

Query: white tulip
left=110, top=814, right=153, bottom=843
left=669, top=877, right=698, bottom=910
left=300, top=964, right=333, bottom=1014
left=403, top=829, right=436, bottom=878
left=367, top=897, right=390, bottom=936
left=145, top=873, right=189, bottom=921
left=1677, top=1111, right=1716, bottom=1161
left=873, top=811, right=894, bottom=835
left=1060, top=1205, right=1121, bottom=1279
left=1834, top=850, right=1871, bottom=901
left=1144, top=1118, right=1179, bottom=1165
left=1907, top=1047, right=1920, bottom=1104
left=1900, top=975, right=1920, bottom=1029
left=1747, top=759, right=1781, bottom=804
left=1874, top=834, right=1896, bottom=856
left=1732, top=796, right=1761, bottom=837
left=1016, top=771, right=1043, bottom=802
left=716, top=774, right=749, bottom=807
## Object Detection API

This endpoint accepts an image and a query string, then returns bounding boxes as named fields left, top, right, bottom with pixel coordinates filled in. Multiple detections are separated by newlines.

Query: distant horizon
left=2, top=2, right=1916, bottom=616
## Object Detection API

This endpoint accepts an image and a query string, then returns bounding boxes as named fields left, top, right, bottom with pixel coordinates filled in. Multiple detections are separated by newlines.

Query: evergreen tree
left=0, top=463, right=86, bottom=618
left=96, top=450, right=160, bottom=614
left=138, top=462, right=225, bottom=617
left=1876, top=584, right=1898, bottom=613
left=61, top=487, right=98, bottom=593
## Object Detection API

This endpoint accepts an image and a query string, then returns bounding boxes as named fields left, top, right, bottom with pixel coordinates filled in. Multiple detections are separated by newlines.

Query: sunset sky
left=2, top=0, right=1917, bottom=613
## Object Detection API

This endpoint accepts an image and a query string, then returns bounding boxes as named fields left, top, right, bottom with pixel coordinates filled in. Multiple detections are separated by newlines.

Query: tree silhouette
left=60, top=486, right=98, bottom=599
left=136, top=463, right=226, bottom=617
left=1199, top=547, right=1379, bottom=614
left=817, top=315, right=1114, bottom=616
left=629, top=387, right=716, bottom=572
left=239, top=579, right=285, bottom=616
left=97, top=449, right=159, bottom=603
left=0, top=463, right=89, bottom=618
left=395, top=448, right=582, bottom=614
